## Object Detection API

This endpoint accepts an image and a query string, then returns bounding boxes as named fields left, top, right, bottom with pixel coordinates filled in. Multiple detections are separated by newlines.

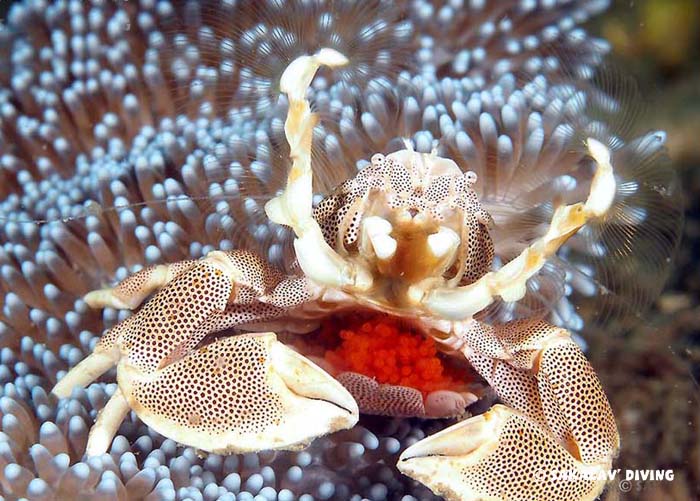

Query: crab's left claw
left=54, top=250, right=359, bottom=456
left=94, top=333, right=359, bottom=455
left=398, top=405, right=610, bottom=501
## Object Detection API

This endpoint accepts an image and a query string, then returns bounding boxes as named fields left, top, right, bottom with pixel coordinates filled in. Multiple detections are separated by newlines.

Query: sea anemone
left=0, top=1, right=683, bottom=500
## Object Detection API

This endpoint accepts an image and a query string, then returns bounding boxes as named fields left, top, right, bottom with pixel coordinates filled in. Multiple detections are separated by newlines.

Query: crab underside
left=52, top=51, right=620, bottom=501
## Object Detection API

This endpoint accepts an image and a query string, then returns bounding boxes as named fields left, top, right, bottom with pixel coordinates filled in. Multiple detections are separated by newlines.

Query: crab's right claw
left=93, top=333, right=358, bottom=455
left=398, top=405, right=610, bottom=501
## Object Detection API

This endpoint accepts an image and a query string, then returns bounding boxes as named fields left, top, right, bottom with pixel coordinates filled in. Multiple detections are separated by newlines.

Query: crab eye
left=371, top=153, right=386, bottom=165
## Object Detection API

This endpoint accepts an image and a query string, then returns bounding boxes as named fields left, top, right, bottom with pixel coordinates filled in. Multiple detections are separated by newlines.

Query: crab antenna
left=264, top=50, right=372, bottom=291
left=413, top=138, right=617, bottom=320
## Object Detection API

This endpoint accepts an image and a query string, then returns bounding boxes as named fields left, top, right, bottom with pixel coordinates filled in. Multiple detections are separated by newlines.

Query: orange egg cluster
left=322, top=314, right=459, bottom=395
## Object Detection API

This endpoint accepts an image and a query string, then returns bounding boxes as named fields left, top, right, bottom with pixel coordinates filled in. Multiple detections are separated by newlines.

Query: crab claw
left=398, top=405, right=610, bottom=501
left=106, top=333, right=358, bottom=455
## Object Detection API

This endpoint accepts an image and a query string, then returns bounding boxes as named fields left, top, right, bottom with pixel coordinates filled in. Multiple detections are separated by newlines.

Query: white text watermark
left=533, top=469, right=675, bottom=492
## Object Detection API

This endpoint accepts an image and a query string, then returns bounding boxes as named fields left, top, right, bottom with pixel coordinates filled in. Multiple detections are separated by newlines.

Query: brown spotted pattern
left=155, top=302, right=286, bottom=369
left=467, top=349, right=549, bottom=431
left=462, top=319, right=618, bottom=471
left=460, top=412, right=604, bottom=501
left=456, top=211, right=495, bottom=285
left=497, top=319, right=564, bottom=357
left=94, top=315, right=133, bottom=354
left=93, top=249, right=312, bottom=374
left=459, top=321, right=506, bottom=359
left=118, top=261, right=233, bottom=373
left=112, top=260, right=196, bottom=305
left=222, top=251, right=285, bottom=301
left=539, top=342, right=619, bottom=464
left=337, top=372, right=425, bottom=417
left=263, top=277, right=312, bottom=308
left=127, top=335, right=283, bottom=435
left=488, top=319, right=618, bottom=463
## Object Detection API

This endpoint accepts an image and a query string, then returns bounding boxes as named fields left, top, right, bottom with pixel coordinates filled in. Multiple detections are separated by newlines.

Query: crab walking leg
left=417, top=138, right=616, bottom=320
left=399, top=320, right=619, bottom=501
left=264, top=50, right=372, bottom=291
left=51, top=320, right=126, bottom=398
left=86, top=387, right=130, bottom=456
left=83, top=259, right=197, bottom=309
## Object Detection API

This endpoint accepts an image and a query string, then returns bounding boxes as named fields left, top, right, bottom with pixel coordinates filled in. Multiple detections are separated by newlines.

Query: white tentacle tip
left=584, top=137, right=616, bottom=217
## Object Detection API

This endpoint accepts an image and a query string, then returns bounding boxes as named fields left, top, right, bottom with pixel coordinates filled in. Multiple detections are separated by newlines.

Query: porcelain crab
left=52, top=50, right=620, bottom=501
